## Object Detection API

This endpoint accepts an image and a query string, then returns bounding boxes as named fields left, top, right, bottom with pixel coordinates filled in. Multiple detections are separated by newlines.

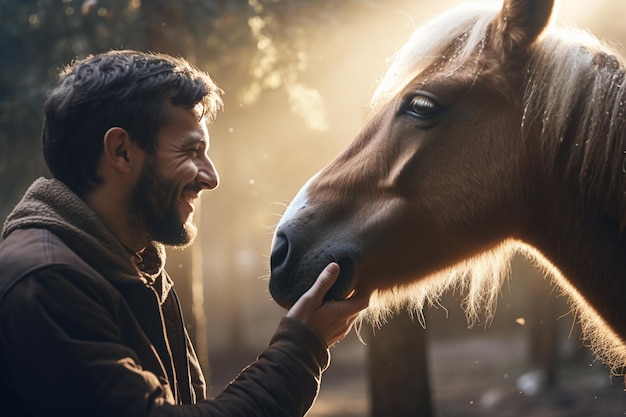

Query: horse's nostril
left=270, top=232, right=290, bottom=272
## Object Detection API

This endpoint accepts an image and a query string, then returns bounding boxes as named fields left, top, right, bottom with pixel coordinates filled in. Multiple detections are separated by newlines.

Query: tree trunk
left=367, top=311, right=433, bottom=417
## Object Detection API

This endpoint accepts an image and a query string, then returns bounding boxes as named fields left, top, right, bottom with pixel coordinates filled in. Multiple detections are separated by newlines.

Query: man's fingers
left=286, top=261, right=370, bottom=346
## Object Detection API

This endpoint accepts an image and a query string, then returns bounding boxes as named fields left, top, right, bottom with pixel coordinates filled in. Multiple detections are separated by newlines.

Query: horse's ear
left=492, top=0, right=555, bottom=57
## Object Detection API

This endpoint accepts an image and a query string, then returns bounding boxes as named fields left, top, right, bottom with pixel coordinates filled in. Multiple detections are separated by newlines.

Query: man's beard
left=128, top=158, right=198, bottom=247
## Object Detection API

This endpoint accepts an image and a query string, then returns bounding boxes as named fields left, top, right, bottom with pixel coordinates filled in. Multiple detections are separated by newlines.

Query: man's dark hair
left=42, top=50, right=223, bottom=196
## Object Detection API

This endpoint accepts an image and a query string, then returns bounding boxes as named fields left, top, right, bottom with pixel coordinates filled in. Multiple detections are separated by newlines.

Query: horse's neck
left=522, top=205, right=626, bottom=340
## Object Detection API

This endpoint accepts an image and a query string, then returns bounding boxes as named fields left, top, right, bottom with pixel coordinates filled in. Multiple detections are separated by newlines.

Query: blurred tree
left=367, top=311, right=433, bottom=417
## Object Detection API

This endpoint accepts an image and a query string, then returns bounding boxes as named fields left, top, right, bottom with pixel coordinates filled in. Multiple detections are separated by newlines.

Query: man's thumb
left=309, top=262, right=340, bottom=300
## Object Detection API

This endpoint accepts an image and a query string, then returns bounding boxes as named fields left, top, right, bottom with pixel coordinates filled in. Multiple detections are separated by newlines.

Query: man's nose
left=197, top=156, right=219, bottom=190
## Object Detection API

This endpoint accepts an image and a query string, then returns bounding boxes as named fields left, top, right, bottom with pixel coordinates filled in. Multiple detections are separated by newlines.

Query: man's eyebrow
left=181, top=135, right=206, bottom=146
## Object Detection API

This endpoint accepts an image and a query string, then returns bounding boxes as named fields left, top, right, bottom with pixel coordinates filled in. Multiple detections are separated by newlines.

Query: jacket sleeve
left=157, top=317, right=331, bottom=417
left=0, top=267, right=330, bottom=417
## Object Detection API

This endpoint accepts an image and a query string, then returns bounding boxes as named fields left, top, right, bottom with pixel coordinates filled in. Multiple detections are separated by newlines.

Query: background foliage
left=0, top=0, right=377, bottom=221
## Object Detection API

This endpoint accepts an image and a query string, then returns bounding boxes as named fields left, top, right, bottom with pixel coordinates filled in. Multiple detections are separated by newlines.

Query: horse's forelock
left=370, top=3, right=499, bottom=113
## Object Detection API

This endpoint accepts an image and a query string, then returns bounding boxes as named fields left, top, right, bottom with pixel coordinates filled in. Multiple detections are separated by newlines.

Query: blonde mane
left=370, top=2, right=500, bottom=113
left=361, top=1, right=626, bottom=371
left=524, top=29, right=626, bottom=226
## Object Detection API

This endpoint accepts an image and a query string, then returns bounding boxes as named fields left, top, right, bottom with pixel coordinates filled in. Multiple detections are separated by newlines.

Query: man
left=0, top=50, right=368, bottom=417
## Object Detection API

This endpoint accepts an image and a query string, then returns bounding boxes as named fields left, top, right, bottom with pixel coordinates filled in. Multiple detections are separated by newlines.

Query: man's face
left=128, top=103, right=219, bottom=247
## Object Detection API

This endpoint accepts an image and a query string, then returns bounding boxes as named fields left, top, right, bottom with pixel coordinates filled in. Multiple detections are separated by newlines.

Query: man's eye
left=404, top=95, right=442, bottom=119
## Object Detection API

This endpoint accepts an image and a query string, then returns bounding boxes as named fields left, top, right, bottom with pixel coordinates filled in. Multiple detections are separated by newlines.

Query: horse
left=268, top=0, right=626, bottom=373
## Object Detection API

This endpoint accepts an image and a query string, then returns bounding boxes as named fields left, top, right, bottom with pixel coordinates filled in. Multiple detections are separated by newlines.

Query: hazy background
left=2, top=1, right=626, bottom=416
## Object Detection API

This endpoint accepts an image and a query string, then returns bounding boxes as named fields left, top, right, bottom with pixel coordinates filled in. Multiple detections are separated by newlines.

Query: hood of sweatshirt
left=2, top=177, right=170, bottom=293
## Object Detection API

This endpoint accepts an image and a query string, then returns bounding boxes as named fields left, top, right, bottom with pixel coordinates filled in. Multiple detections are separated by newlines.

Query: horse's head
left=269, top=0, right=555, bottom=309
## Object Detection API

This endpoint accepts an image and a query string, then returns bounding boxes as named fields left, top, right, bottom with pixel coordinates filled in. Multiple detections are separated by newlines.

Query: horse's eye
left=405, top=95, right=442, bottom=119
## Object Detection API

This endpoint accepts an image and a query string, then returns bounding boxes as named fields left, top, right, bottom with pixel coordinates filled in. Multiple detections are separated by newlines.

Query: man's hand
left=286, top=263, right=369, bottom=347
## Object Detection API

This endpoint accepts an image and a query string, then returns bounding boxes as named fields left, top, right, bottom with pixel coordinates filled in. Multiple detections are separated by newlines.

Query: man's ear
left=102, top=127, right=140, bottom=174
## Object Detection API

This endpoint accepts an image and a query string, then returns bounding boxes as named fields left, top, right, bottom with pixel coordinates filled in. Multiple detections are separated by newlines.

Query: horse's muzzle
left=269, top=229, right=357, bottom=309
